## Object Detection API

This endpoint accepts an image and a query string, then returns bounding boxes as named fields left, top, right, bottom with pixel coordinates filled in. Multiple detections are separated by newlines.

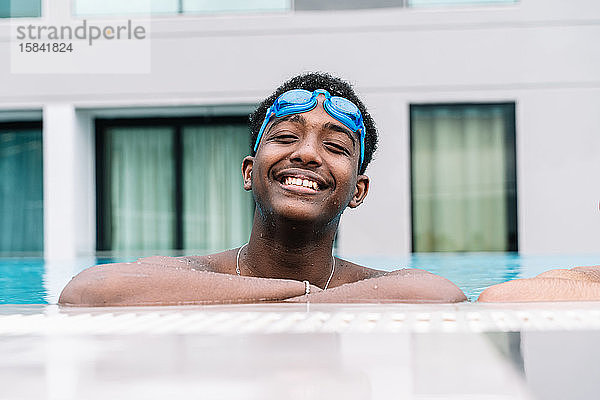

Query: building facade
left=1, top=0, right=599, bottom=260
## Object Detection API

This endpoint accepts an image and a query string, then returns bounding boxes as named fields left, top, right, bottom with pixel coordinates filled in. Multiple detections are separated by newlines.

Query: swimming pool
left=2, top=252, right=600, bottom=304
left=3, top=253, right=600, bottom=400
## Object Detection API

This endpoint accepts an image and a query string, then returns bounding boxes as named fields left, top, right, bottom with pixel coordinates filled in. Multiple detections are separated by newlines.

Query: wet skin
left=246, top=103, right=367, bottom=227
left=478, top=266, right=600, bottom=302
left=59, top=96, right=467, bottom=306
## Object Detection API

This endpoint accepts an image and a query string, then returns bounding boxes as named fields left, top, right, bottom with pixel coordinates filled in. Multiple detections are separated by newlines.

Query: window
left=96, top=117, right=253, bottom=254
left=0, top=122, right=44, bottom=255
left=0, top=0, right=41, bottom=18
left=408, top=0, right=517, bottom=7
left=183, top=0, right=290, bottom=14
left=410, top=104, right=517, bottom=252
left=72, top=0, right=515, bottom=15
left=73, top=0, right=290, bottom=16
left=295, top=0, right=517, bottom=11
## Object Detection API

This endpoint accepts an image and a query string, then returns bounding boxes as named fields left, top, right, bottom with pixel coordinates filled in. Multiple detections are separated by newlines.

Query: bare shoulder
left=58, top=249, right=241, bottom=306
left=333, top=259, right=387, bottom=285
left=138, top=249, right=238, bottom=274
left=336, top=259, right=448, bottom=283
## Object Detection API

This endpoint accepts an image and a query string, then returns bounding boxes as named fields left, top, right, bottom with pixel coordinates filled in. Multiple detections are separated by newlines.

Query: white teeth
left=283, top=176, right=318, bottom=190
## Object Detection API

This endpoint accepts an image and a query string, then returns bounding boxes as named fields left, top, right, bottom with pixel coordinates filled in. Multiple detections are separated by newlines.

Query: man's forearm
left=59, top=263, right=311, bottom=307
left=478, top=266, right=600, bottom=302
left=478, top=277, right=600, bottom=302
left=287, top=269, right=467, bottom=303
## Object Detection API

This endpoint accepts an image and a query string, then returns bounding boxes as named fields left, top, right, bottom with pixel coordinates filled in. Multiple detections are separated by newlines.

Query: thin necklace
left=235, top=243, right=336, bottom=290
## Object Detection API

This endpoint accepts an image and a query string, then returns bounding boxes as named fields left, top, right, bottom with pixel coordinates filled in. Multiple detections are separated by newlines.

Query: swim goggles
left=254, top=89, right=366, bottom=168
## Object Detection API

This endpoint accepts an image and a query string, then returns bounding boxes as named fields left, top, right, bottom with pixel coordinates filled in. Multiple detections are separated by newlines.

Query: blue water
left=1, top=253, right=599, bottom=304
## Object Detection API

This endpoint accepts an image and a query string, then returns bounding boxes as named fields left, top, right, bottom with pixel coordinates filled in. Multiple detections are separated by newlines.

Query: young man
left=59, top=72, right=466, bottom=306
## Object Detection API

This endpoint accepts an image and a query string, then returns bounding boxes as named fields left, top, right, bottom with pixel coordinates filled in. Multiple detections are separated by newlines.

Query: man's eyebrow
left=267, top=114, right=306, bottom=134
left=267, top=115, right=356, bottom=148
left=323, top=122, right=356, bottom=148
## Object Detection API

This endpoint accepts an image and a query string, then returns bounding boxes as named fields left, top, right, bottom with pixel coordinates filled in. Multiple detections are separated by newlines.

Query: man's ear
left=241, top=156, right=254, bottom=191
left=348, top=175, right=369, bottom=208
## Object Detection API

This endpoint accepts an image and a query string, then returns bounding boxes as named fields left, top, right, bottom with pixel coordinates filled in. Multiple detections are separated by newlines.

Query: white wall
left=517, top=89, right=600, bottom=254
left=43, top=105, right=95, bottom=260
left=0, top=0, right=599, bottom=257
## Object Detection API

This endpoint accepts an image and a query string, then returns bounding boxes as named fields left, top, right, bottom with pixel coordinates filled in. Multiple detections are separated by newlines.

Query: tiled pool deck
left=3, top=302, right=600, bottom=334
left=2, top=302, right=600, bottom=399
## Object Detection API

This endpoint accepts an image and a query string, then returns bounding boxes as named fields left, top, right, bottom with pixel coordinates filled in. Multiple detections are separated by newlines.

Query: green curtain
left=183, top=124, right=252, bottom=253
left=411, top=105, right=513, bottom=252
left=108, top=127, right=175, bottom=251
left=0, top=127, right=43, bottom=254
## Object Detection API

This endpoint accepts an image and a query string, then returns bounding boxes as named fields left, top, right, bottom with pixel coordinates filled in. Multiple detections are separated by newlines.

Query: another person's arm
left=287, top=268, right=467, bottom=303
left=478, top=266, right=600, bottom=302
left=59, top=257, right=316, bottom=307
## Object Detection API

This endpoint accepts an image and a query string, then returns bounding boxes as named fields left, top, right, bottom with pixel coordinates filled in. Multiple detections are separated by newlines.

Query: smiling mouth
left=279, top=175, right=322, bottom=193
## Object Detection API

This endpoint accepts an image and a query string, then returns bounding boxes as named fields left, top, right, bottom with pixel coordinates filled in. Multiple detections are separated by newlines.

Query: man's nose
left=290, top=135, right=322, bottom=166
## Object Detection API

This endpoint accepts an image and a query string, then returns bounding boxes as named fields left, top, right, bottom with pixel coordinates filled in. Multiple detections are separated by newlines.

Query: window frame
left=408, top=102, right=518, bottom=253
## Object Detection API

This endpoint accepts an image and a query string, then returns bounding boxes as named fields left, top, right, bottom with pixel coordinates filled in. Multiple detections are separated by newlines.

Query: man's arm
left=287, top=268, right=467, bottom=303
left=478, top=266, right=600, bottom=302
left=59, top=258, right=313, bottom=307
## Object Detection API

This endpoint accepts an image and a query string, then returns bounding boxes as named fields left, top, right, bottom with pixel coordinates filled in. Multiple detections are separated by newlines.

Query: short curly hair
left=249, top=72, right=378, bottom=174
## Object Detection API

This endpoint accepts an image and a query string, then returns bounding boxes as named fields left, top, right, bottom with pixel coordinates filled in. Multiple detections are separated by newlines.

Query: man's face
left=243, top=95, right=369, bottom=224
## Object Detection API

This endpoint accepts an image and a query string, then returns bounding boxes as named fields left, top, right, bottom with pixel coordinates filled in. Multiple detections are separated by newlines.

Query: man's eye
left=325, top=142, right=350, bottom=155
left=273, top=134, right=297, bottom=142
left=266, top=132, right=298, bottom=143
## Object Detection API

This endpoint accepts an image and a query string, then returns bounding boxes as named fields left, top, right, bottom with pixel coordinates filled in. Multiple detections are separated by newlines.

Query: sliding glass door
left=96, top=117, right=252, bottom=254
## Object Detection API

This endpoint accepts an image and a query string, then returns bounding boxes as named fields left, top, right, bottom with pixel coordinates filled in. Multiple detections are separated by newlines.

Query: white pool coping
left=5, top=302, right=600, bottom=400
left=2, top=301, right=600, bottom=335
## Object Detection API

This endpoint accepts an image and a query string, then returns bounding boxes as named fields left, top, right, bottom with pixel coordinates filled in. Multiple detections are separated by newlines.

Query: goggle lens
left=278, top=90, right=313, bottom=106
left=330, top=96, right=359, bottom=115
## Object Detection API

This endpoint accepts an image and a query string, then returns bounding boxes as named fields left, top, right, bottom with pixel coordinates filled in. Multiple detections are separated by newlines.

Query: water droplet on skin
left=373, top=285, right=378, bottom=290
left=137, top=261, right=141, bottom=265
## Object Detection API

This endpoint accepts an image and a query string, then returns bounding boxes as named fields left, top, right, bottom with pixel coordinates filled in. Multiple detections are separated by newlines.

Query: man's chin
left=272, top=203, right=331, bottom=224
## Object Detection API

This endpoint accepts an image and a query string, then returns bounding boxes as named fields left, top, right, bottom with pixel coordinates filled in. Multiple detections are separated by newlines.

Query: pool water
left=1, top=253, right=599, bottom=304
